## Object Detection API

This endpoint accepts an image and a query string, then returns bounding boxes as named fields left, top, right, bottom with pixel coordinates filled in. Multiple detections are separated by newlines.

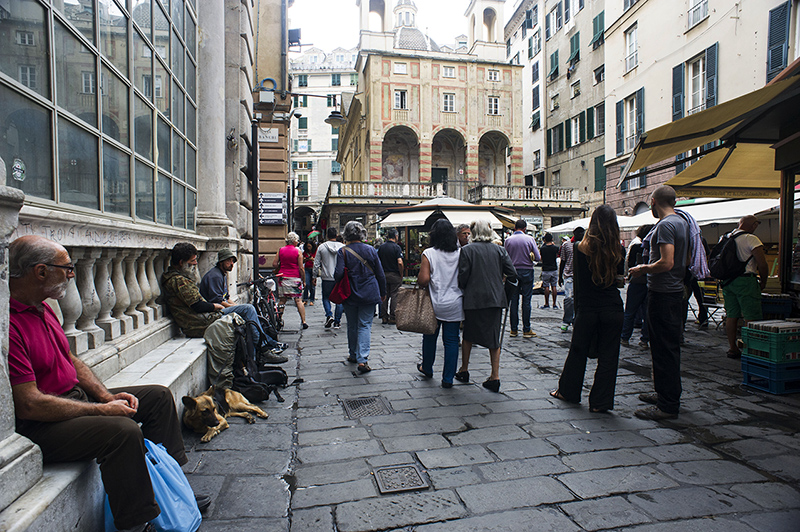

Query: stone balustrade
left=329, top=180, right=446, bottom=199
left=468, top=184, right=581, bottom=203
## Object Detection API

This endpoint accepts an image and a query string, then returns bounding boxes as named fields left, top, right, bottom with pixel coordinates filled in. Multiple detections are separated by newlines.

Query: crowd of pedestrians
left=278, top=185, right=769, bottom=419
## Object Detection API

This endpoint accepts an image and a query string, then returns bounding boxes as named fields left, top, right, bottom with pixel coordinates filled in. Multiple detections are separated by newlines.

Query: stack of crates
left=741, top=320, right=800, bottom=394
left=760, top=293, right=792, bottom=320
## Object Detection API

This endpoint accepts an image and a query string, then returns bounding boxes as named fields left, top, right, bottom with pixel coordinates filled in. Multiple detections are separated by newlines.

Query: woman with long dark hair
left=417, top=219, right=463, bottom=388
left=550, top=205, right=624, bottom=412
left=302, top=241, right=317, bottom=305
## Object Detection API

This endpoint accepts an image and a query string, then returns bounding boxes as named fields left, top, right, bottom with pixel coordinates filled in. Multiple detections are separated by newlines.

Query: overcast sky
left=287, top=0, right=517, bottom=54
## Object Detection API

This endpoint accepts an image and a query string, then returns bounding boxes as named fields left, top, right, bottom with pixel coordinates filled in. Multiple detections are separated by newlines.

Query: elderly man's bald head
left=739, top=215, right=760, bottom=233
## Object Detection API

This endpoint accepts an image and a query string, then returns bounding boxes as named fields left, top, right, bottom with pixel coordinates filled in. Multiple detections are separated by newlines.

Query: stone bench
left=0, top=337, right=208, bottom=532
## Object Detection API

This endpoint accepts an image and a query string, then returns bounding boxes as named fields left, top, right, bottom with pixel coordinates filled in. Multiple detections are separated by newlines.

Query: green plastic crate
left=741, top=327, right=800, bottom=364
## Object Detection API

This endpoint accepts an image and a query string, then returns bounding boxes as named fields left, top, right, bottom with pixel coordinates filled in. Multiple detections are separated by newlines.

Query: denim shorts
left=541, top=270, right=558, bottom=288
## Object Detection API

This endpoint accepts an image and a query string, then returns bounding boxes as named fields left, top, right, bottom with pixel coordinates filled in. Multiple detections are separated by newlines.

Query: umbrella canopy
left=379, top=210, right=436, bottom=228
left=548, top=214, right=637, bottom=234
left=617, top=198, right=781, bottom=230
left=377, top=197, right=517, bottom=230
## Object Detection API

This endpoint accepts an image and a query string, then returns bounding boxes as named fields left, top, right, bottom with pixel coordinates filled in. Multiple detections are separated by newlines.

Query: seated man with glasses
left=7, top=235, right=209, bottom=532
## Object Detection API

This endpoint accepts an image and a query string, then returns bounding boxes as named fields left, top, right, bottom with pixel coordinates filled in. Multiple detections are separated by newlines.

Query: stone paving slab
left=561, top=495, right=652, bottom=531
left=335, top=490, right=467, bottom=532
left=656, top=460, right=769, bottom=485
left=628, top=486, right=759, bottom=520
left=292, top=478, right=378, bottom=509
left=740, top=509, right=800, bottom=532
left=411, top=507, right=580, bottom=531
left=728, top=482, right=800, bottom=509
left=547, top=430, right=654, bottom=453
left=416, top=445, right=495, bottom=469
left=622, top=517, right=759, bottom=532
left=478, top=456, right=570, bottom=481
left=456, top=476, right=574, bottom=513
left=290, top=507, right=333, bottom=532
left=557, top=465, right=680, bottom=498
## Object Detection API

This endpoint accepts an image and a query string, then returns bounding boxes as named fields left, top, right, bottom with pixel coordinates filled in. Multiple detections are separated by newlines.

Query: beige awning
left=444, top=210, right=503, bottom=230
left=378, top=210, right=435, bottom=227
left=623, top=76, right=800, bottom=176
left=666, top=143, right=783, bottom=198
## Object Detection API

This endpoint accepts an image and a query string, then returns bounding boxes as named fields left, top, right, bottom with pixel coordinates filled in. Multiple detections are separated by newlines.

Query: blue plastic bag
left=104, top=439, right=201, bottom=532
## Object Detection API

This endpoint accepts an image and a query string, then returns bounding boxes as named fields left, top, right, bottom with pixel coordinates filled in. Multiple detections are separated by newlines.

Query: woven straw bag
left=394, top=285, right=437, bottom=335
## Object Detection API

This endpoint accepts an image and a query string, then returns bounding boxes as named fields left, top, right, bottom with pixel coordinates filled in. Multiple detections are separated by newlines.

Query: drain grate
left=373, top=465, right=429, bottom=494
left=341, top=396, right=392, bottom=419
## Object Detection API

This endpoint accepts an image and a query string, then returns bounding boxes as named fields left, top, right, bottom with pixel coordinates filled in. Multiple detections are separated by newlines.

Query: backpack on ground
left=230, top=320, right=301, bottom=403
left=708, top=231, right=752, bottom=285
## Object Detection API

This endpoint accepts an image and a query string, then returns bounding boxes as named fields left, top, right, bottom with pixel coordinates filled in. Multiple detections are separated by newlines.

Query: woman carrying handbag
left=416, top=219, right=464, bottom=388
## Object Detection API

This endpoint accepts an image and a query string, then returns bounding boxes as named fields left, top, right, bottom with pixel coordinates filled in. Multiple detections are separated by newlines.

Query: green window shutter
left=579, top=111, right=586, bottom=143
left=569, top=33, right=580, bottom=62
left=292, top=161, right=298, bottom=170
left=297, top=181, right=308, bottom=197
left=705, top=42, right=718, bottom=108
left=528, top=37, right=534, bottom=59
left=564, top=119, right=571, bottom=149
left=332, top=126, right=339, bottom=134
left=672, top=64, right=684, bottom=121
left=332, top=138, right=338, bottom=150
left=587, top=106, right=595, bottom=139
left=594, top=155, right=606, bottom=192
left=635, top=88, right=645, bottom=141
left=307, top=161, right=313, bottom=170
left=547, top=128, right=553, bottom=155
left=767, top=2, right=791, bottom=82
left=307, top=139, right=312, bottom=151
left=302, top=96, right=308, bottom=107
left=293, top=139, right=298, bottom=152
left=298, top=117, right=308, bottom=129
left=615, top=99, right=624, bottom=156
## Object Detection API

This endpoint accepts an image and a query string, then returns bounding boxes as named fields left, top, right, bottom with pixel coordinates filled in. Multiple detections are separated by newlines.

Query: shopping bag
left=329, top=268, right=351, bottom=304
left=395, top=286, right=437, bottom=335
left=104, top=439, right=201, bottom=532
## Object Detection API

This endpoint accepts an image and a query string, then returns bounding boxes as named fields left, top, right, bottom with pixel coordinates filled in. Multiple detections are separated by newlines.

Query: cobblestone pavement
left=187, top=294, right=800, bottom=531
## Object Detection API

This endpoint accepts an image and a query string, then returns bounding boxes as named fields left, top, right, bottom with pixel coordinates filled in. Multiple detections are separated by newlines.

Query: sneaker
left=324, top=317, right=334, bottom=328
left=638, top=392, right=658, bottom=405
left=270, top=344, right=287, bottom=354
left=510, top=330, right=518, bottom=337
left=334, top=322, right=341, bottom=329
left=540, top=305, right=550, bottom=309
left=277, top=342, right=289, bottom=350
left=620, top=338, right=631, bottom=347
left=260, top=352, right=288, bottom=365
left=560, top=324, right=570, bottom=333
left=634, top=406, right=678, bottom=420
left=638, top=340, right=649, bottom=349
left=523, top=330, right=536, bottom=338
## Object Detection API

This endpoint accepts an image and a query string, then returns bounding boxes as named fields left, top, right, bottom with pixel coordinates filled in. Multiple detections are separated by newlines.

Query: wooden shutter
left=767, top=2, right=791, bottom=82
left=705, top=42, right=718, bottom=108
left=579, top=111, right=586, bottom=143
left=587, top=106, right=595, bottom=139
left=615, top=99, right=624, bottom=156
left=672, top=64, right=684, bottom=122
left=564, top=119, right=571, bottom=149
left=635, top=88, right=645, bottom=141
left=565, top=0, right=570, bottom=22
left=547, top=128, right=553, bottom=155
left=594, top=155, right=606, bottom=192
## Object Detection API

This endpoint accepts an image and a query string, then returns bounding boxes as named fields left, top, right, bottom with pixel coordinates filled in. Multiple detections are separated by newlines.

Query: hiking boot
left=260, top=352, right=288, bottom=364
left=523, top=330, right=536, bottom=338
left=635, top=406, right=678, bottom=421
left=638, top=392, right=658, bottom=405
left=510, top=330, right=518, bottom=337
left=324, top=317, right=334, bottom=328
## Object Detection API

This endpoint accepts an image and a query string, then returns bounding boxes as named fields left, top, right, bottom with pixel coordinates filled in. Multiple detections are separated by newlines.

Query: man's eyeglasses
left=44, top=263, right=75, bottom=274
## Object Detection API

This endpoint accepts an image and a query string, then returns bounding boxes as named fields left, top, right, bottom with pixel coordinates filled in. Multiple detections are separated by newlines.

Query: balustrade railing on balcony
left=328, top=180, right=580, bottom=205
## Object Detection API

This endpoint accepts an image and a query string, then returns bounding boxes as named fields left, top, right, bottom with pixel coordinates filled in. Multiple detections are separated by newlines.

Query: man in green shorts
left=723, top=215, right=768, bottom=358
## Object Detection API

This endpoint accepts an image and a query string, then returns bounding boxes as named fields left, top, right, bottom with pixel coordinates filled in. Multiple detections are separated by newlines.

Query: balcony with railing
left=327, top=179, right=581, bottom=207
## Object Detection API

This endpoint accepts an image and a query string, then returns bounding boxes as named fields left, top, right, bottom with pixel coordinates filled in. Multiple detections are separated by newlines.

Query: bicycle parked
left=237, top=275, right=283, bottom=338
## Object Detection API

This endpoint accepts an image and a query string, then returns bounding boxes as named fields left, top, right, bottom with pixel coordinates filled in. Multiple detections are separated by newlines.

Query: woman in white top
left=417, top=219, right=464, bottom=388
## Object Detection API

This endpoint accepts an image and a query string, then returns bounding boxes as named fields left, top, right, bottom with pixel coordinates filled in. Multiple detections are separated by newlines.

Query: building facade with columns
left=325, top=0, right=582, bottom=238
left=0, top=0, right=291, bottom=526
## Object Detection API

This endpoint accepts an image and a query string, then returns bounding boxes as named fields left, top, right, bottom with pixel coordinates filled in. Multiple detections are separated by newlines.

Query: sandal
left=357, top=363, right=372, bottom=374
left=549, top=389, right=579, bottom=404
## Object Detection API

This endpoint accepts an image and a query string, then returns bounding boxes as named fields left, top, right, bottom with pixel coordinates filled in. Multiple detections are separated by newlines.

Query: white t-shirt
left=422, top=247, right=464, bottom=322
left=730, top=229, right=763, bottom=274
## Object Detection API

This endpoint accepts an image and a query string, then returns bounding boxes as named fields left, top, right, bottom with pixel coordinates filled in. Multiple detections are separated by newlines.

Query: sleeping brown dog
left=182, top=386, right=269, bottom=442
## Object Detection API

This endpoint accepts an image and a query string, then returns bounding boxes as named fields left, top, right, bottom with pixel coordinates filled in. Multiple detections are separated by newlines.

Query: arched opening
left=634, top=202, right=650, bottom=215
left=368, top=0, right=386, bottom=32
left=431, top=129, right=466, bottom=197
left=483, top=8, right=497, bottom=42
left=478, top=131, right=509, bottom=185
left=292, top=205, right=317, bottom=238
left=382, top=126, right=419, bottom=183
left=469, top=14, right=476, bottom=45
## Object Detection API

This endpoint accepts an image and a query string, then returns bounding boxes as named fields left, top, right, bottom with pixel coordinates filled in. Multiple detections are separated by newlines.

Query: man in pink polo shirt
left=8, top=235, right=205, bottom=532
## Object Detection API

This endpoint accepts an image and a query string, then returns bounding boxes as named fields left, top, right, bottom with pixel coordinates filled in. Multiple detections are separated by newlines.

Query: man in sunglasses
left=7, top=235, right=208, bottom=532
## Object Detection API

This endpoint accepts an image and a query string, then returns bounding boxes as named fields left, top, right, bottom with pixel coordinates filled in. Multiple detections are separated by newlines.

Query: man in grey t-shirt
left=629, top=185, right=689, bottom=421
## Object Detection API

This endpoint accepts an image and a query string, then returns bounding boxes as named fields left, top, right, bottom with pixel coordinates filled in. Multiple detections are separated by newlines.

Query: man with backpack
left=713, top=215, right=769, bottom=358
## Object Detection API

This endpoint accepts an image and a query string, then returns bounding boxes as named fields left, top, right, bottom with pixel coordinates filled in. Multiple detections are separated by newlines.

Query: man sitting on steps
left=8, top=235, right=209, bottom=532
left=162, top=242, right=288, bottom=365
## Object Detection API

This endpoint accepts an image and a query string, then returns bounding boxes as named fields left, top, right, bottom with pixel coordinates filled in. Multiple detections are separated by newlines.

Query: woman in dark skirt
left=456, top=219, right=517, bottom=392
left=550, top=205, right=624, bottom=412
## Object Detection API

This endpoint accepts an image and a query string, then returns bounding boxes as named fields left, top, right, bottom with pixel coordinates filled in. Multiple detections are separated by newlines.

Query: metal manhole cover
left=341, top=396, right=392, bottom=419
left=373, top=465, right=429, bottom=494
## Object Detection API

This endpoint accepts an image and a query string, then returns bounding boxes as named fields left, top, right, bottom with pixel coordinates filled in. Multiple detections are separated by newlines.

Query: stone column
left=196, top=0, right=236, bottom=241
left=0, top=184, right=43, bottom=516
left=124, top=250, right=144, bottom=328
left=145, top=251, right=161, bottom=319
left=136, top=251, right=154, bottom=324
left=59, top=249, right=88, bottom=355
left=95, top=249, right=120, bottom=340
left=111, top=250, right=134, bottom=334
left=74, top=248, right=105, bottom=349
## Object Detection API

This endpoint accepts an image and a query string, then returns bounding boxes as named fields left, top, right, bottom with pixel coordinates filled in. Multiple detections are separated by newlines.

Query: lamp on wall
left=325, top=95, right=347, bottom=127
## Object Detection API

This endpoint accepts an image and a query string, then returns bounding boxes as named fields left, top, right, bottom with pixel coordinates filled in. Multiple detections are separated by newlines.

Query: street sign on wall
left=258, top=192, right=287, bottom=225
